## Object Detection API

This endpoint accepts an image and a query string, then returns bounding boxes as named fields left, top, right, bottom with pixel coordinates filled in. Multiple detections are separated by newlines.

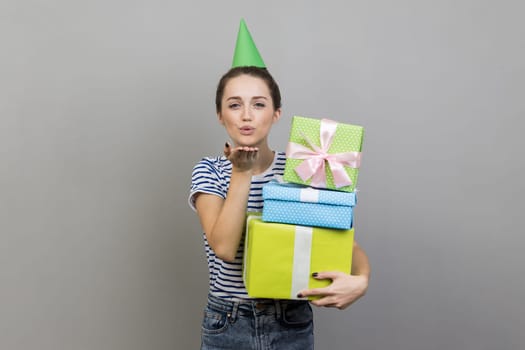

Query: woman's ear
left=273, top=108, right=282, bottom=124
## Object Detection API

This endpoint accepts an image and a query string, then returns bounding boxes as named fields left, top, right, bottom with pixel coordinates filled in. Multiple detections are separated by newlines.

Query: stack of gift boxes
left=243, top=116, right=364, bottom=300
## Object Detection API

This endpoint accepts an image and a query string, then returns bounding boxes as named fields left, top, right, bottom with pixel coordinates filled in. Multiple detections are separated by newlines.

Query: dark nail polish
left=225, top=142, right=230, bottom=147
left=297, top=293, right=303, bottom=298
left=312, top=272, right=318, bottom=277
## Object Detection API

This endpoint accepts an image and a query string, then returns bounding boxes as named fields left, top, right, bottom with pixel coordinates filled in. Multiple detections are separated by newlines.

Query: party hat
left=232, top=19, right=266, bottom=68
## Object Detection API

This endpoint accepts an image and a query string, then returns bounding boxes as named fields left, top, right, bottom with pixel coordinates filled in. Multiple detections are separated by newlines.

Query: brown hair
left=215, top=66, right=282, bottom=113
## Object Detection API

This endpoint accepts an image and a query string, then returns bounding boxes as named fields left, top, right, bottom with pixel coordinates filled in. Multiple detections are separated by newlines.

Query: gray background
left=1, top=0, right=524, bottom=349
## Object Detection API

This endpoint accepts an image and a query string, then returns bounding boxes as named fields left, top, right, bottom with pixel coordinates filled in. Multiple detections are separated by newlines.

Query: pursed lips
left=239, top=126, right=255, bottom=135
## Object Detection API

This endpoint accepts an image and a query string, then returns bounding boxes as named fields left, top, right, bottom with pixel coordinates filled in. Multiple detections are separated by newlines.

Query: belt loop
left=229, top=301, right=239, bottom=323
left=274, top=299, right=282, bottom=320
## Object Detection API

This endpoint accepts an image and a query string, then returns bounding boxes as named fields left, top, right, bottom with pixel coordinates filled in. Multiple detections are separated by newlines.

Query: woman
left=188, top=20, right=369, bottom=350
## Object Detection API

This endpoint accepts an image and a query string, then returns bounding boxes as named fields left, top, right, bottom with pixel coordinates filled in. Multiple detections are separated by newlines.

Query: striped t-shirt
left=188, top=151, right=286, bottom=300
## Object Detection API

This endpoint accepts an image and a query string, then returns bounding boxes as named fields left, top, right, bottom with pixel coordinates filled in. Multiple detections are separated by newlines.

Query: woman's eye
left=229, top=103, right=241, bottom=109
left=254, top=102, right=266, bottom=108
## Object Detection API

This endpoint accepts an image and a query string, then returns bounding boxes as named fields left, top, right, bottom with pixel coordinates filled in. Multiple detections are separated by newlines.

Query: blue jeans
left=201, top=293, right=314, bottom=350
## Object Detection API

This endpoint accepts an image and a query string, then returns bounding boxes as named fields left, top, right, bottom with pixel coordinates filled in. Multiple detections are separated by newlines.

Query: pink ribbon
left=286, top=118, right=361, bottom=188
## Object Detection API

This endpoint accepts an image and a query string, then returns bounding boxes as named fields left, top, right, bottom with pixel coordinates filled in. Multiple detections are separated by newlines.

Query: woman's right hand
left=224, top=142, right=259, bottom=172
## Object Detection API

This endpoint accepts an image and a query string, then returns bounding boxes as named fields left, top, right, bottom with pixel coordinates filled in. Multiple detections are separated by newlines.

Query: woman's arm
left=297, top=240, right=370, bottom=310
left=194, top=145, right=258, bottom=262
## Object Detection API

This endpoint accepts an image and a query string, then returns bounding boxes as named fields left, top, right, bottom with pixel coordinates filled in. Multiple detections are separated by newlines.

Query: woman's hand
left=298, top=271, right=369, bottom=310
left=224, top=142, right=259, bottom=172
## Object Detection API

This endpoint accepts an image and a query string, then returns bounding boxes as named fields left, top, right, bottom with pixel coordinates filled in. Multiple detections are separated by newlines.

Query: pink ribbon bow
left=286, top=118, right=362, bottom=188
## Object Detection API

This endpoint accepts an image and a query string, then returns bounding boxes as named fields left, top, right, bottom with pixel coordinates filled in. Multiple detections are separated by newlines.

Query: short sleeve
left=188, top=158, right=228, bottom=211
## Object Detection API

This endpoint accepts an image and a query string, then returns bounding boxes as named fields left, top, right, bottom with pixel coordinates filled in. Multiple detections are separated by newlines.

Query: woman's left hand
left=297, top=271, right=369, bottom=310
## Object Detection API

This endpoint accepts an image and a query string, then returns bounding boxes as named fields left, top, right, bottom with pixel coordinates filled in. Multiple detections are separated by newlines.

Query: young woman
left=188, top=21, right=369, bottom=350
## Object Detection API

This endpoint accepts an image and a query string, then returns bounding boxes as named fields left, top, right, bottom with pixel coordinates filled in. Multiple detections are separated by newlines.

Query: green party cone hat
left=232, top=19, right=266, bottom=68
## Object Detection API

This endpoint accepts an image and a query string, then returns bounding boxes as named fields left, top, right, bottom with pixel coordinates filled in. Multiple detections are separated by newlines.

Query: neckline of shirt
left=252, top=151, right=281, bottom=180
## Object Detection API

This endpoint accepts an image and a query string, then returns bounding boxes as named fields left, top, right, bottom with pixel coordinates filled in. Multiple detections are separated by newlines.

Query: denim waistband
left=206, top=293, right=308, bottom=321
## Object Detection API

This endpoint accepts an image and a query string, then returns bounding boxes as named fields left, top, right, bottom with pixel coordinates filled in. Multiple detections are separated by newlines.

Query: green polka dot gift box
left=284, top=116, right=364, bottom=192
left=262, top=180, right=356, bottom=230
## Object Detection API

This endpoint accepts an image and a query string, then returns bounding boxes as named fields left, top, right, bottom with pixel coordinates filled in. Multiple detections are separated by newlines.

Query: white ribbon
left=291, top=226, right=313, bottom=299
left=299, top=187, right=319, bottom=203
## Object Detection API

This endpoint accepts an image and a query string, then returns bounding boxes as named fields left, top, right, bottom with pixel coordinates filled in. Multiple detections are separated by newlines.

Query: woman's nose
left=241, top=108, right=253, bottom=120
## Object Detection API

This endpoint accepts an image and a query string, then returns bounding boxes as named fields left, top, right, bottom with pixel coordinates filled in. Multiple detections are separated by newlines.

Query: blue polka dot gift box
left=262, top=180, right=357, bottom=230
left=284, top=116, right=364, bottom=192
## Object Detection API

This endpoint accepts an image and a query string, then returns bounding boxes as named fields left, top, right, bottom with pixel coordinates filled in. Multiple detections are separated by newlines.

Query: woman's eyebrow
left=226, top=96, right=268, bottom=101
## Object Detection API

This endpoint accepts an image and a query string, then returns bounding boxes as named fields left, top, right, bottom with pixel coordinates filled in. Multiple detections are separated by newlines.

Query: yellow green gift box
left=243, top=215, right=354, bottom=300
left=284, top=116, right=364, bottom=192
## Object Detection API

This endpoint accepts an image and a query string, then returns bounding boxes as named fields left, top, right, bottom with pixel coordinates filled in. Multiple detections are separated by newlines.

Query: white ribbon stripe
left=299, top=187, right=320, bottom=203
left=291, top=226, right=313, bottom=299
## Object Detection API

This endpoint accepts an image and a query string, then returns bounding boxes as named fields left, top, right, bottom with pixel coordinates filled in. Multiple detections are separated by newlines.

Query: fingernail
left=312, top=272, right=318, bottom=277
left=297, top=293, right=303, bottom=298
left=225, top=142, right=230, bottom=148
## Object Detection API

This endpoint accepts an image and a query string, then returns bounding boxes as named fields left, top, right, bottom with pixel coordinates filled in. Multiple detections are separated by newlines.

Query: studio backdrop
left=1, top=1, right=524, bottom=349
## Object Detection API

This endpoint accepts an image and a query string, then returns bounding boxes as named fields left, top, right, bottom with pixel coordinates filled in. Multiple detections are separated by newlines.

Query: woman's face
left=218, top=74, right=281, bottom=148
